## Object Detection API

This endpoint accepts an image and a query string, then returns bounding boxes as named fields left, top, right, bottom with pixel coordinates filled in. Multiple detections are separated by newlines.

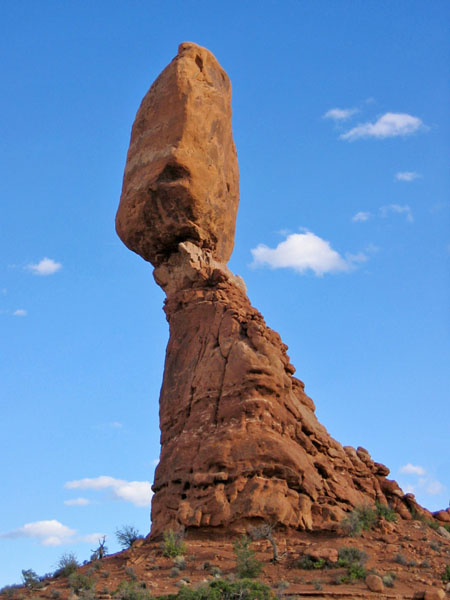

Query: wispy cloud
left=27, top=257, right=62, bottom=276
left=341, top=112, right=426, bottom=141
left=251, top=231, right=366, bottom=276
left=323, top=107, right=358, bottom=121
left=0, top=520, right=75, bottom=547
left=400, top=463, right=426, bottom=476
left=380, top=204, right=413, bottom=223
left=395, top=171, right=421, bottom=182
left=64, top=497, right=91, bottom=507
left=398, top=464, right=446, bottom=498
left=13, top=309, right=27, bottom=317
left=65, top=475, right=152, bottom=507
left=352, top=211, right=372, bottom=223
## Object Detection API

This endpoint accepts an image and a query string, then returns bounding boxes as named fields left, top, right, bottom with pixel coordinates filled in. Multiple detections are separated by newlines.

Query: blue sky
left=1, top=0, right=449, bottom=587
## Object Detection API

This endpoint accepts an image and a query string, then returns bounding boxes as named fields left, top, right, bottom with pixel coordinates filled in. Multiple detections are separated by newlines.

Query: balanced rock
left=116, top=42, right=239, bottom=266
left=117, top=43, right=426, bottom=537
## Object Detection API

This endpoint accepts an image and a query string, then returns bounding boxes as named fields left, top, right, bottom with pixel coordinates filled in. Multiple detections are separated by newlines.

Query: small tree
left=115, top=526, right=143, bottom=549
left=21, top=569, right=40, bottom=590
left=162, top=528, right=187, bottom=557
left=233, top=535, right=263, bottom=578
left=91, top=536, right=108, bottom=560
left=249, top=523, right=279, bottom=562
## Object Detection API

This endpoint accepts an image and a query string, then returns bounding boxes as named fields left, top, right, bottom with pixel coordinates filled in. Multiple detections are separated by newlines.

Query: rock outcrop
left=117, top=42, right=431, bottom=537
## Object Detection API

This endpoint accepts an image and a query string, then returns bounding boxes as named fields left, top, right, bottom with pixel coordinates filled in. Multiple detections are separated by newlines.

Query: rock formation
left=117, top=42, right=433, bottom=538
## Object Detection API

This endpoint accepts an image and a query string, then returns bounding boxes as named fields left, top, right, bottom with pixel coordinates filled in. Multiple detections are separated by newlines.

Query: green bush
left=294, top=555, right=329, bottom=570
left=162, top=529, right=187, bottom=558
left=442, top=565, right=450, bottom=583
left=67, top=572, right=95, bottom=593
left=176, top=578, right=273, bottom=600
left=233, top=535, right=263, bottom=579
left=116, top=526, right=143, bottom=549
left=54, top=552, right=79, bottom=577
left=382, top=572, right=396, bottom=588
left=375, top=502, right=397, bottom=522
left=113, top=580, right=152, bottom=600
left=337, top=547, right=368, bottom=567
left=341, top=505, right=377, bottom=537
left=347, top=563, right=367, bottom=581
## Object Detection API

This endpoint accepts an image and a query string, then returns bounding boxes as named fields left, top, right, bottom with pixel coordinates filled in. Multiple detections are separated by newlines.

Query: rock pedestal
left=116, top=42, right=431, bottom=537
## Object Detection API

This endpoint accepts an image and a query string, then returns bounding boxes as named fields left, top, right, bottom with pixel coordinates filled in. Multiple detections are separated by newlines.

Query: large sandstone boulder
left=116, top=42, right=239, bottom=266
left=117, top=42, right=434, bottom=538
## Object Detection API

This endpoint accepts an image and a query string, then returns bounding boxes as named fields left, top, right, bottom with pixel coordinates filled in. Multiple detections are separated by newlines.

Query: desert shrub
left=174, top=556, right=186, bottom=570
left=67, top=572, right=95, bottom=593
left=21, top=569, right=40, bottom=590
left=113, top=581, right=152, bottom=600
left=337, top=546, right=368, bottom=566
left=442, top=564, right=450, bottom=583
left=430, top=540, right=441, bottom=552
left=341, top=505, right=377, bottom=537
left=177, top=578, right=273, bottom=600
left=125, top=567, right=137, bottom=581
left=375, top=502, right=397, bottom=522
left=382, top=572, right=396, bottom=587
left=171, top=567, right=181, bottom=578
left=116, top=526, right=143, bottom=549
left=162, top=529, right=187, bottom=558
left=394, top=553, right=408, bottom=566
left=50, top=590, right=61, bottom=599
left=211, top=567, right=222, bottom=577
left=312, top=580, right=322, bottom=590
left=233, top=535, right=263, bottom=579
left=0, top=585, right=21, bottom=598
left=53, top=552, right=79, bottom=578
left=347, top=563, right=367, bottom=581
left=298, top=555, right=329, bottom=570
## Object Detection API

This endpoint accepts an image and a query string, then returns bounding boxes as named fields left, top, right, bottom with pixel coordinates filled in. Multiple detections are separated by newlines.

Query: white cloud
left=426, top=480, right=445, bottom=495
left=0, top=520, right=75, bottom=546
left=380, top=204, right=413, bottom=222
left=27, top=257, right=62, bottom=276
left=13, top=309, right=27, bottom=317
left=352, top=211, right=372, bottom=222
left=109, top=422, right=123, bottom=429
left=341, top=112, right=425, bottom=141
left=395, top=171, right=421, bottom=182
left=251, top=231, right=365, bottom=276
left=80, top=533, right=106, bottom=544
left=403, top=484, right=416, bottom=494
left=323, top=107, right=358, bottom=121
left=400, top=463, right=426, bottom=476
left=64, top=497, right=91, bottom=506
left=65, top=475, right=153, bottom=507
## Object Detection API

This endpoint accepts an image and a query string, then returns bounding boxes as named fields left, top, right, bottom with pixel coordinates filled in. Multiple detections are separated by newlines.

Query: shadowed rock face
left=117, top=43, right=431, bottom=537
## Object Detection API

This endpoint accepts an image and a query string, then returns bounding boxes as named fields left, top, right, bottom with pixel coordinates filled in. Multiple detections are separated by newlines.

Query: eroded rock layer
left=117, top=43, right=430, bottom=537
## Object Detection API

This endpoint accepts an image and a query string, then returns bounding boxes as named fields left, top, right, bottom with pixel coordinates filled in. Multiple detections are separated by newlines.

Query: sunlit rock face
left=116, top=42, right=239, bottom=267
left=117, top=43, right=430, bottom=538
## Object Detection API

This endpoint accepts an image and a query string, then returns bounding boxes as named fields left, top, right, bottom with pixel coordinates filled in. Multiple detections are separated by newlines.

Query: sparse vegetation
left=394, top=552, right=408, bottom=566
left=162, top=528, right=187, bottom=558
left=21, top=569, right=40, bottom=590
left=125, top=566, right=138, bottom=581
left=176, top=578, right=273, bottom=600
left=174, top=556, right=186, bottom=570
left=113, top=580, right=152, bottom=600
left=341, top=504, right=377, bottom=537
left=293, top=555, right=329, bottom=570
left=67, top=572, right=95, bottom=593
left=233, top=535, right=263, bottom=579
left=116, top=525, right=143, bottom=549
left=375, top=501, right=397, bottom=522
left=54, top=552, right=79, bottom=578
left=382, top=572, right=396, bottom=588
left=442, top=564, right=450, bottom=583
left=337, top=546, right=368, bottom=567
left=347, top=563, right=367, bottom=581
